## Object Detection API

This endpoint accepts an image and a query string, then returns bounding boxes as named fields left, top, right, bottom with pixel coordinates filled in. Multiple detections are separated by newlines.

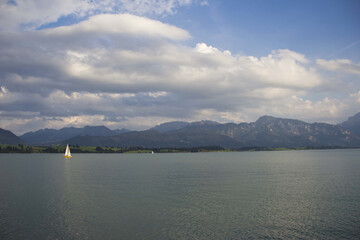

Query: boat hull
left=63, top=156, right=72, bottom=158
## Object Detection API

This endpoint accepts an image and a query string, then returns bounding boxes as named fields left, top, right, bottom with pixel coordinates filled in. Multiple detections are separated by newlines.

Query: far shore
left=1, top=144, right=358, bottom=154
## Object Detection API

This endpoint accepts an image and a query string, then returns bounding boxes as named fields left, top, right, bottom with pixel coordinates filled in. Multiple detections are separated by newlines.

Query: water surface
left=1, top=150, right=359, bottom=239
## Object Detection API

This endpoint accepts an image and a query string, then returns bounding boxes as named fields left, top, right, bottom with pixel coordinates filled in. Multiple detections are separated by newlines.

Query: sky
left=0, top=0, right=359, bottom=134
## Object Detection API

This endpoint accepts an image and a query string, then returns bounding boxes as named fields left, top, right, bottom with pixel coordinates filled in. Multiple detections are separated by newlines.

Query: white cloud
left=0, top=13, right=358, bottom=134
left=0, top=86, right=7, bottom=95
left=195, top=42, right=230, bottom=54
left=43, top=14, right=190, bottom=41
left=0, top=0, right=203, bottom=31
left=0, top=0, right=88, bottom=31
left=245, top=88, right=305, bottom=100
left=239, top=50, right=321, bottom=88
left=116, top=0, right=195, bottom=16
left=317, top=59, right=360, bottom=76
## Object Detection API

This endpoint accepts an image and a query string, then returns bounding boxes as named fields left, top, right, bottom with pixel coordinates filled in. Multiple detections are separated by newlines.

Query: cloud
left=0, top=13, right=358, bottom=134
left=43, top=13, right=190, bottom=41
left=0, top=86, right=7, bottom=94
left=317, top=59, right=360, bottom=76
left=0, top=0, right=202, bottom=31
left=237, top=49, right=320, bottom=88
left=0, top=0, right=88, bottom=31
left=114, top=0, right=195, bottom=16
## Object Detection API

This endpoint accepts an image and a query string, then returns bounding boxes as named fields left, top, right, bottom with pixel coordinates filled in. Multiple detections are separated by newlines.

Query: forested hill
left=0, top=128, right=25, bottom=145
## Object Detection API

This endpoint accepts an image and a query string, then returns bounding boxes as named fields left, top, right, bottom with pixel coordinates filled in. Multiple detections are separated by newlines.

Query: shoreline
left=1, top=144, right=359, bottom=154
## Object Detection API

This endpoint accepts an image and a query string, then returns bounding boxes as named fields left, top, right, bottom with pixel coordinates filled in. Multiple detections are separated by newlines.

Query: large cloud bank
left=0, top=5, right=359, bottom=133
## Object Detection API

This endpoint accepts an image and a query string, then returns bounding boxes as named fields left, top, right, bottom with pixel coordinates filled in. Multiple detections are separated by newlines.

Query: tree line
left=0, top=144, right=33, bottom=153
left=0, top=144, right=227, bottom=153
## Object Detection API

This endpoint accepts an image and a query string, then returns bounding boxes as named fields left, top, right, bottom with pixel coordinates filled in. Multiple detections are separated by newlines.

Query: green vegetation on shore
left=0, top=144, right=227, bottom=153
left=0, top=144, right=354, bottom=154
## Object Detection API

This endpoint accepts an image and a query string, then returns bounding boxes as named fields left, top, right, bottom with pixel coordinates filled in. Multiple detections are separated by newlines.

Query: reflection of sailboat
left=63, top=144, right=72, bottom=158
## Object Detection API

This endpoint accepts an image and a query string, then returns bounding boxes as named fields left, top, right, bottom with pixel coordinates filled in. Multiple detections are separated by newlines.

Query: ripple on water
left=0, top=151, right=360, bottom=239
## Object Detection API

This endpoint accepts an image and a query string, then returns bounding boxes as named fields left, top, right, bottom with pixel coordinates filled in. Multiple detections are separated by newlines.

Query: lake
left=1, top=150, right=359, bottom=239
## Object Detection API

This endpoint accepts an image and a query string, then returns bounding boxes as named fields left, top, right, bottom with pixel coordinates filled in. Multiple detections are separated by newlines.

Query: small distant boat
left=63, top=144, right=72, bottom=158
left=151, top=151, right=154, bottom=154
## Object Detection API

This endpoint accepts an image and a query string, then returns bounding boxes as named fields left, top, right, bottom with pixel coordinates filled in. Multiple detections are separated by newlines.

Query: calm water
left=1, top=150, right=360, bottom=240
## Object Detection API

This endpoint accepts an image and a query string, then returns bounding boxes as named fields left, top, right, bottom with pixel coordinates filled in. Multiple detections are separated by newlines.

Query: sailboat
left=63, top=144, right=72, bottom=158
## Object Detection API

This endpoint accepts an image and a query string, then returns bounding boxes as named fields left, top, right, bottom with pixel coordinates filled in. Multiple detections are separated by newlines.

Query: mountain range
left=20, top=126, right=130, bottom=144
left=0, top=128, right=26, bottom=145
left=1, top=112, right=360, bottom=149
left=62, top=115, right=360, bottom=149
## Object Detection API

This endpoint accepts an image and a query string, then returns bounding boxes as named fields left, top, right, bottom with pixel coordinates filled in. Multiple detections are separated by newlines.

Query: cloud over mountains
left=0, top=1, right=359, bottom=134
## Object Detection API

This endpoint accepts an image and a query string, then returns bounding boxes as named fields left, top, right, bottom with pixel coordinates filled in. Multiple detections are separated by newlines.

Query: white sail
left=64, top=144, right=72, bottom=157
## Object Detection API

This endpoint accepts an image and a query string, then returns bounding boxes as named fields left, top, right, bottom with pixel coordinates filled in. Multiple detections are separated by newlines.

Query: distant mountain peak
left=190, top=120, right=220, bottom=126
left=257, top=115, right=276, bottom=121
left=84, top=125, right=109, bottom=130
left=341, top=112, right=360, bottom=136
left=255, top=115, right=306, bottom=124
left=346, top=112, right=360, bottom=122
left=255, top=115, right=282, bottom=124
left=151, top=121, right=189, bottom=133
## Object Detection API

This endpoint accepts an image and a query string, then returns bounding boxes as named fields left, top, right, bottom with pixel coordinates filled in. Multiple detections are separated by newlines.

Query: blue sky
left=165, top=0, right=360, bottom=60
left=0, top=0, right=359, bottom=134
left=38, top=0, right=360, bottom=60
